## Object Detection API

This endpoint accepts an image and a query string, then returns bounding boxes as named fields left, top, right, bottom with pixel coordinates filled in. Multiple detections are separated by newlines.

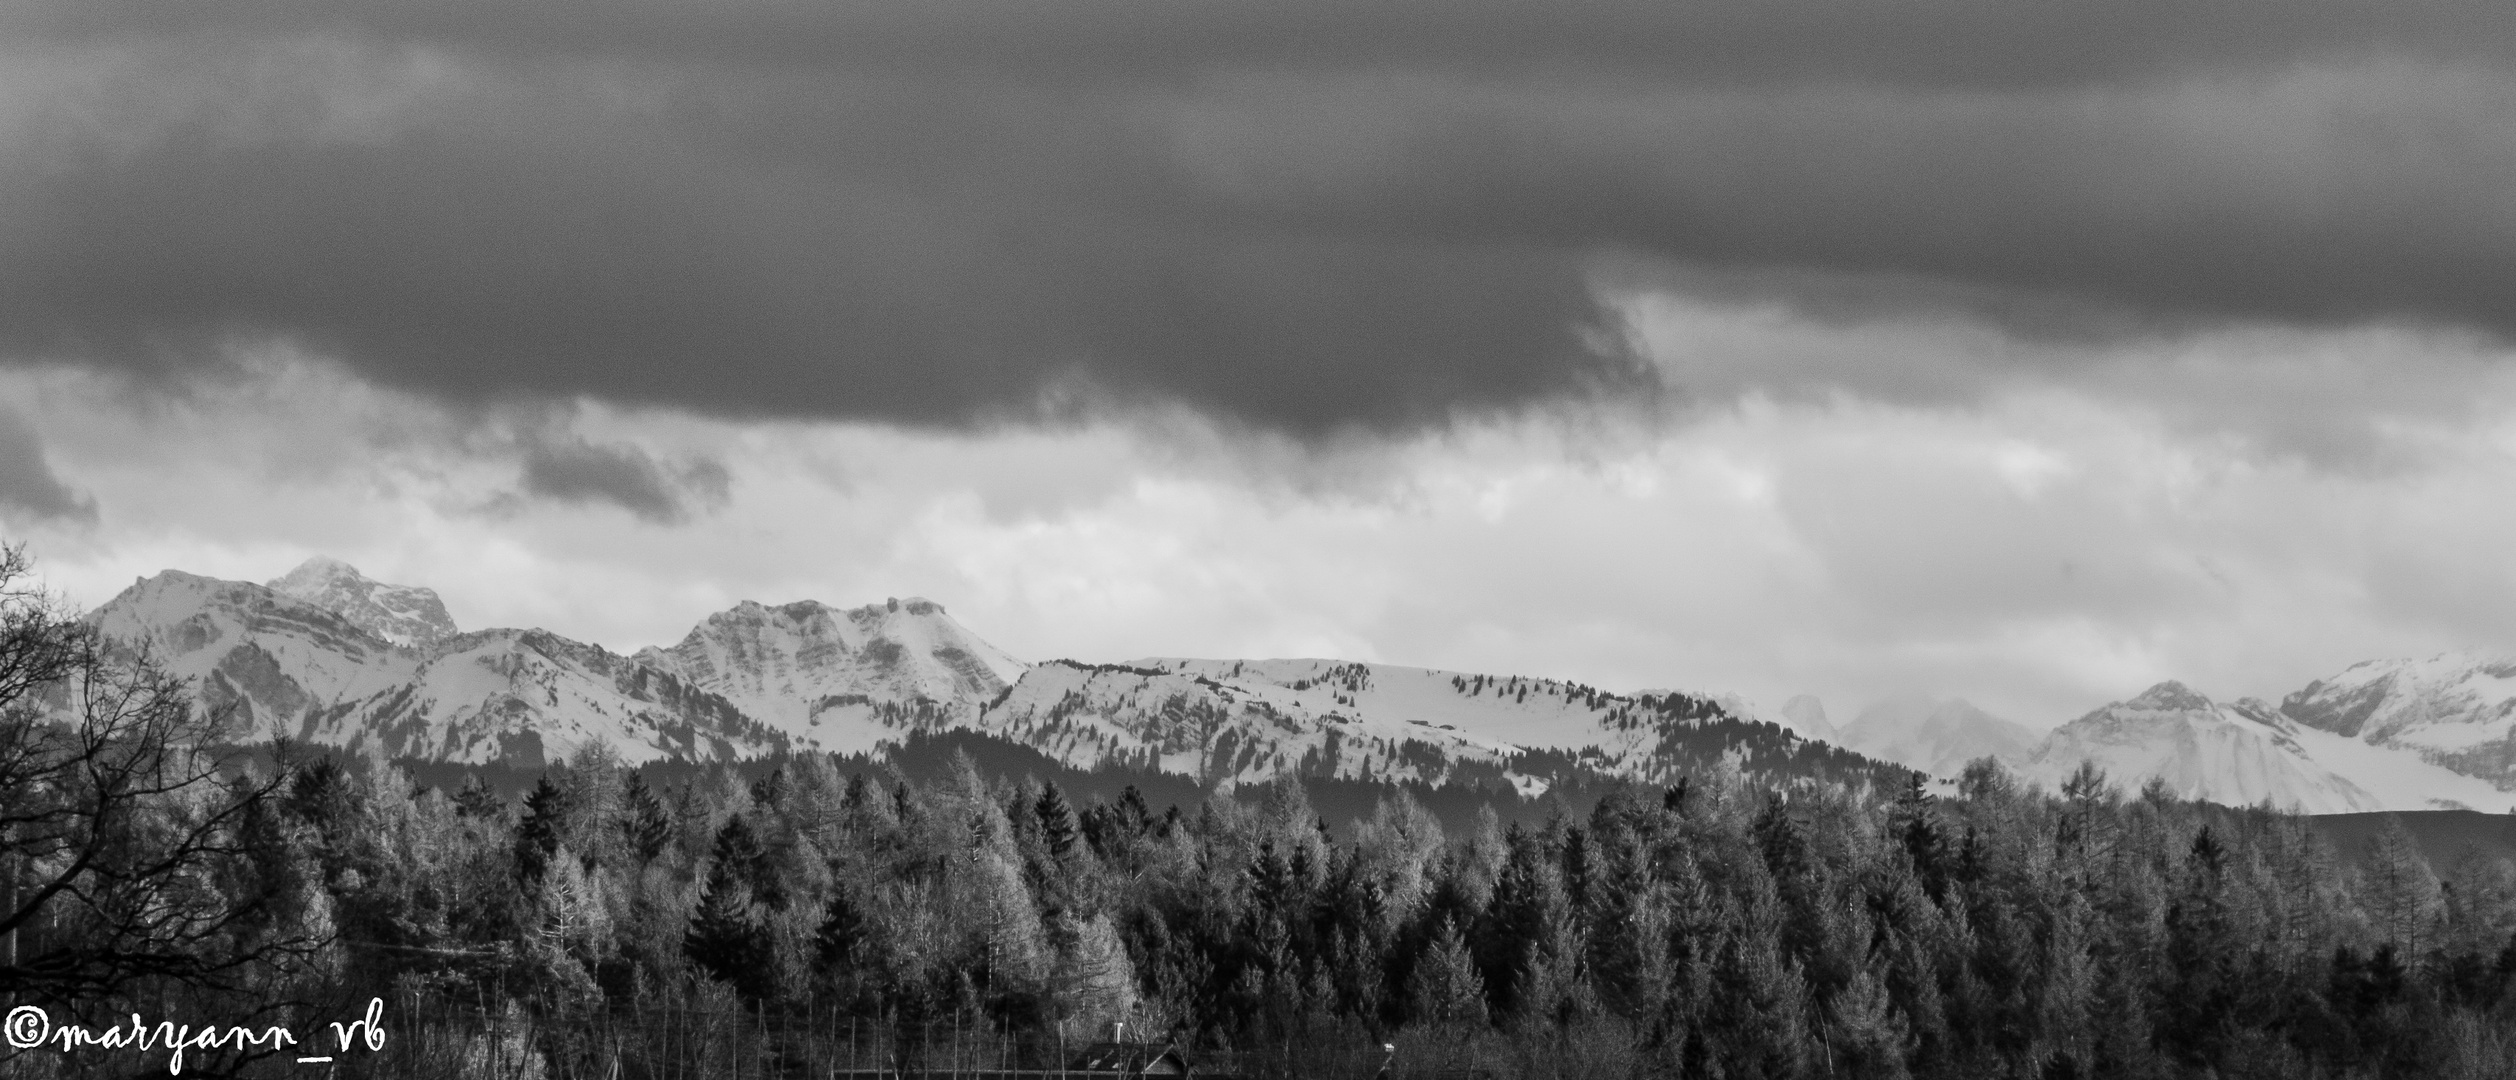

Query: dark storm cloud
left=516, top=434, right=730, bottom=525
left=21, top=0, right=2516, bottom=87
left=2, top=1, right=2513, bottom=436
left=0, top=410, right=96, bottom=525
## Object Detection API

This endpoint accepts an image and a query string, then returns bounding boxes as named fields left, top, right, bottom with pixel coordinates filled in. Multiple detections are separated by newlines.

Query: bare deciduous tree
left=0, top=545, right=326, bottom=1004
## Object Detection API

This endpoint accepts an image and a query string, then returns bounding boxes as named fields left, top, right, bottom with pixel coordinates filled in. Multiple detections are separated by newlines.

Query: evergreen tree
left=2158, top=826, right=2235, bottom=1065
left=1892, top=772, right=1951, bottom=903
left=815, top=887, right=869, bottom=973
left=1034, top=781, right=1078, bottom=860
left=1828, top=966, right=1915, bottom=1080
left=620, top=771, right=673, bottom=866
left=1116, top=784, right=1152, bottom=836
left=1560, top=824, right=1594, bottom=917
left=515, top=774, right=570, bottom=884
left=1476, top=825, right=1554, bottom=1017
left=287, top=756, right=358, bottom=831
left=726, top=811, right=787, bottom=911
left=2363, top=815, right=2442, bottom=959
left=686, top=818, right=772, bottom=1000
left=453, top=773, right=506, bottom=822
left=750, top=766, right=787, bottom=811
left=1408, top=916, right=1489, bottom=1026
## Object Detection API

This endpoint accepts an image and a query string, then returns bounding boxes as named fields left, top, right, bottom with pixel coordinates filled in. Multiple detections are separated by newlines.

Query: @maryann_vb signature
left=4, top=997, right=387, bottom=1074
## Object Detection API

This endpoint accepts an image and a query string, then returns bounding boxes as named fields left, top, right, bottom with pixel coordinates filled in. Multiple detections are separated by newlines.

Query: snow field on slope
left=2019, top=701, right=2383, bottom=814
left=1149, top=657, right=1611, bottom=751
left=2277, top=724, right=2516, bottom=812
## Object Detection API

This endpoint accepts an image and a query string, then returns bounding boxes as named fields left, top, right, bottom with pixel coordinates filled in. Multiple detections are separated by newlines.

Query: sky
left=3, top=1, right=2515, bottom=730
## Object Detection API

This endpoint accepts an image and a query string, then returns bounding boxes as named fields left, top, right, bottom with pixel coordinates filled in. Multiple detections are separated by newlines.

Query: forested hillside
left=14, top=737, right=2516, bottom=1077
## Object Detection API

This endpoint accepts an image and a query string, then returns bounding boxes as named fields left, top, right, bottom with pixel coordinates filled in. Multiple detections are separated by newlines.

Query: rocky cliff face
left=266, top=556, right=460, bottom=646
left=2281, top=653, right=2516, bottom=789
left=90, top=570, right=782, bottom=765
left=632, top=596, right=1025, bottom=751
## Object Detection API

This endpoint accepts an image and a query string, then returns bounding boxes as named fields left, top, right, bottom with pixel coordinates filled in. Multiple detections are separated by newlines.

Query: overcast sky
left=4, top=1, right=2514, bottom=729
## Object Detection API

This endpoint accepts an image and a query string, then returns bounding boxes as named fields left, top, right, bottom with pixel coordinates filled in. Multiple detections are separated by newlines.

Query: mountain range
left=1830, top=695, right=2042, bottom=777
left=86, top=559, right=1894, bottom=799
left=1783, top=673, right=2516, bottom=814
left=83, top=558, right=2516, bottom=813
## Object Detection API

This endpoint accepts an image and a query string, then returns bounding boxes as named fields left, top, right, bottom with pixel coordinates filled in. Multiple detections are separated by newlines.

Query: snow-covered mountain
left=87, top=560, right=2516, bottom=812
left=90, top=570, right=783, bottom=765
left=2280, top=653, right=2516, bottom=790
left=1837, top=694, right=2039, bottom=777
left=83, top=562, right=1902, bottom=795
left=1804, top=672, right=2513, bottom=812
left=267, top=556, right=460, bottom=646
left=980, top=658, right=1898, bottom=794
left=2015, top=682, right=2384, bottom=814
left=633, top=597, right=1026, bottom=751
left=1778, top=695, right=1838, bottom=743
left=978, top=659, right=1525, bottom=790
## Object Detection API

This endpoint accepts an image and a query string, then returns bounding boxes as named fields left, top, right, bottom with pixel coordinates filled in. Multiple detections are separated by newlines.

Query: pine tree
left=287, top=757, right=358, bottom=832
left=1584, top=829, right=1671, bottom=1020
left=620, top=772, right=673, bottom=866
left=720, top=812, right=787, bottom=912
left=2159, top=826, right=2235, bottom=1065
left=750, top=766, right=786, bottom=811
left=1476, top=826, right=1552, bottom=1016
left=1892, top=772, right=1950, bottom=903
left=2363, top=815, right=2441, bottom=959
left=686, top=818, right=772, bottom=1000
left=1828, top=966, right=1914, bottom=1080
left=1561, top=824, right=1594, bottom=917
left=515, top=774, right=570, bottom=884
left=816, top=887, right=869, bottom=973
left=1034, top=781, right=1078, bottom=860
left=1408, top=916, right=1489, bottom=1026
left=453, top=774, right=506, bottom=822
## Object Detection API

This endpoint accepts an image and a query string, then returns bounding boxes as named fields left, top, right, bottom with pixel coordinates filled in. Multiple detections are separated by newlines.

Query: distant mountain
left=1836, top=694, right=2039, bottom=777
left=85, top=563, right=1908, bottom=796
left=2015, top=682, right=2383, bottom=814
left=267, top=556, right=459, bottom=645
left=990, top=659, right=1899, bottom=794
left=90, top=570, right=782, bottom=765
left=633, top=596, right=1026, bottom=752
left=1779, top=694, right=1837, bottom=743
left=979, top=659, right=1526, bottom=790
left=2281, top=653, right=2516, bottom=790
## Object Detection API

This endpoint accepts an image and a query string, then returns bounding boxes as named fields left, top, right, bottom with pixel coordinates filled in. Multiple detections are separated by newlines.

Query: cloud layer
left=6, top=345, right=2513, bottom=729
left=4, top=2, right=2514, bottom=436
left=5, top=4, right=2513, bottom=728
left=0, top=407, right=94, bottom=524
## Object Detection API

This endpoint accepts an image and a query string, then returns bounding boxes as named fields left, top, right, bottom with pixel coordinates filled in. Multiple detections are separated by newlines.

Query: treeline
left=5, top=548, right=2516, bottom=1078
left=38, top=740, right=2516, bottom=1078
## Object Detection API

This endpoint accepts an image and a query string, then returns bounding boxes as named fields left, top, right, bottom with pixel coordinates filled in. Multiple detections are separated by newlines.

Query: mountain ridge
left=2280, top=652, right=2516, bottom=788
left=84, top=562, right=1905, bottom=798
left=99, top=558, right=2516, bottom=812
left=267, top=556, right=460, bottom=646
left=2014, top=680, right=2384, bottom=814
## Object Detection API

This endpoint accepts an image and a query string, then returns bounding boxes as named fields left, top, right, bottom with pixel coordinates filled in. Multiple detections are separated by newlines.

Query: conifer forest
left=3, top=578, right=2515, bottom=1079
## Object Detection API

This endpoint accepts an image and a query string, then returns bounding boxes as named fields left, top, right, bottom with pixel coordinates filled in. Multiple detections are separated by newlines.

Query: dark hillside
left=2311, top=809, right=2516, bottom=873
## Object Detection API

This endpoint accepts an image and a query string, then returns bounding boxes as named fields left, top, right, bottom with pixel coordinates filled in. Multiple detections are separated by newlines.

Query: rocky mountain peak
left=2278, top=652, right=2516, bottom=788
left=265, top=556, right=459, bottom=646
left=2125, top=680, right=2214, bottom=712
